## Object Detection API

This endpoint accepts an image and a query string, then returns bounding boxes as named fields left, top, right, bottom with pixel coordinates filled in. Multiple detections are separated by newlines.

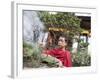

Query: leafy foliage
left=78, top=39, right=89, bottom=48
left=23, top=42, right=59, bottom=68
left=38, top=11, right=82, bottom=35
left=23, top=42, right=33, bottom=56
left=72, top=52, right=91, bottom=66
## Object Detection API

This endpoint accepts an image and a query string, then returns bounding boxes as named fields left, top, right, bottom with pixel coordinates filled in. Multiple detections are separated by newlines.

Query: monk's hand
left=54, top=58, right=63, bottom=68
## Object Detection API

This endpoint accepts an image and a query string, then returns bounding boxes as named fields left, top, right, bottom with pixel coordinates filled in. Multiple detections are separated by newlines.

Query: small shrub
left=72, top=53, right=91, bottom=67
left=23, top=42, right=58, bottom=68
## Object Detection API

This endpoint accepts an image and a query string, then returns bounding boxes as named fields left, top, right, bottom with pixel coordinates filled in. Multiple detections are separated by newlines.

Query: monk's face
left=58, top=37, right=67, bottom=48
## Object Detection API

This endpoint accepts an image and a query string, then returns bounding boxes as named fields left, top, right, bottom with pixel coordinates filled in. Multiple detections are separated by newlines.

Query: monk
left=41, top=35, right=72, bottom=67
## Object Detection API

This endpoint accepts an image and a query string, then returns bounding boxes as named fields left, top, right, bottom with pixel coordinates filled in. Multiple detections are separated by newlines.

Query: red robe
left=45, top=48, right=72, bottom=67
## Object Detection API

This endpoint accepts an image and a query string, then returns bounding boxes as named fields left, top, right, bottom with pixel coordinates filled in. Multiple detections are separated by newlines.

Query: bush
left=72, top=53, right=91, bottom=67
left=23, top=42, right=59, bottom=68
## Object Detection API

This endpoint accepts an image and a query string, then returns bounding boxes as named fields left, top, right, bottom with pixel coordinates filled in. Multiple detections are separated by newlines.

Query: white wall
left=0, top=0, right=100, bottom=80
